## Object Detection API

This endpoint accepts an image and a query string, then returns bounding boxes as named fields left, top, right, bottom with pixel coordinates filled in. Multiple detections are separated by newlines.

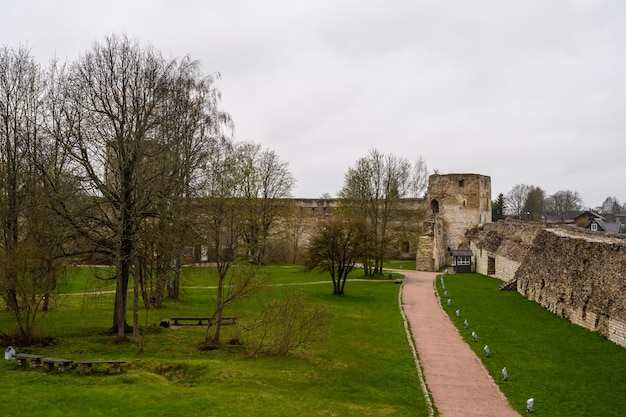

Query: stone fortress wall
left=295, top=174, right=626, bottom=347
left=462, top=209, right=626, bottom=348
left=418, top=173, right=626, bottom=348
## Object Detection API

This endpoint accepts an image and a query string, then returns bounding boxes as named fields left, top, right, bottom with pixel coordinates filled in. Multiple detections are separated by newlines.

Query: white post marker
left=526, top=398, right=534, bottom=412
left=4, top=346, right=15, bottom=361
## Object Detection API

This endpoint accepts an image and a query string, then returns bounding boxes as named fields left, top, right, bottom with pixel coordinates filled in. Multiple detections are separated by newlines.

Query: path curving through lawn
left=401, top=270, right=521, bottom=417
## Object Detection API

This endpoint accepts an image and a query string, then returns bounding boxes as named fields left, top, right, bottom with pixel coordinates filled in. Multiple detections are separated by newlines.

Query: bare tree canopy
left=545, top=190, right=583, bottom=215
left=600, top=196, right=622, bottom=215
left=237, top=141, right=295, bottom=264
left=198, top=137, right=293, bottom=346
left=339, top=148, right=416, bottom=275
left=505, top=184, right=532, bottom=219
left=410, top=156, right=429, bottom=198
left=49, top=34, right=232, bottom=340
left=0, top=45, right=51, bottom=341
left=523, top=186, right=546, bottom=221
left=305, top=216, right=366, bottom=294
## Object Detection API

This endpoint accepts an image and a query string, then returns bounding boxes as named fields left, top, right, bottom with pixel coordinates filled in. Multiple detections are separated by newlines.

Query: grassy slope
left=0, top=266, right=428, bottom=417
left=437, top=273, right=626, bottom=417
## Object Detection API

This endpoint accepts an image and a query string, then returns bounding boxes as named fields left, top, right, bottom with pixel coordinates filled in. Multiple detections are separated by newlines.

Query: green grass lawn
left=0, top=266, right=429, bottom=417
left=437, top=273, right=626, bottom=417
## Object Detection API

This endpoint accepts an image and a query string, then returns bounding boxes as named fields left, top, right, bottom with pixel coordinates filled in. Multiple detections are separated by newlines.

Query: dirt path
left=401, top=270, right=521, bottom=417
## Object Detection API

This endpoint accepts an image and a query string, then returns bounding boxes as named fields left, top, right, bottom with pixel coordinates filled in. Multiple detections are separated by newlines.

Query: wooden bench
left=74, top=360, right=126, bottom=374
left=170, top=317, right=237, bottom=326
left=14, top=353, right=44, bottom=368
left=41, top=357, right=73, bottom=372
left=171, top=317, right=211, bottom=325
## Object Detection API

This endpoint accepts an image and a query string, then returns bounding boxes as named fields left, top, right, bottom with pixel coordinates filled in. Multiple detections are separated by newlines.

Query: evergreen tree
left=492, top=193, right=506, bottom=221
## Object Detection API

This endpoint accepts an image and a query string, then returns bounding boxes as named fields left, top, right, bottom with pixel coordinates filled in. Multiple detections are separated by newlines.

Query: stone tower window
left=458, top=179, right=465, bottom=187
left=431, top=199, right=439, bottom=213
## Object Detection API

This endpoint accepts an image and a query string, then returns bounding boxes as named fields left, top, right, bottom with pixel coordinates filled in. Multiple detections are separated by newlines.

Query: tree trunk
left=167, top=256, right=181, bottom=300
left=133, top=256, right=139, bottom=341
left=112, top=233, right=132, bottom=340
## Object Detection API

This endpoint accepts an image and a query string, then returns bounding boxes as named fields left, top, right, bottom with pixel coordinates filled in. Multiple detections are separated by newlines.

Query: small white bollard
left=502, top=367, right=508, bottom=381
left=447, top=299, right=451, bottom=306
left=483, top=345, right=491, bottom=357
left=455, top=309, right=460, bottom=318
left=463, top=319, right=469, bottom=328
left=526, top=398, right=534, bottom=412
left=471, top=331, right=478, bottom=342
left=4, top=346, right=15, bottom=361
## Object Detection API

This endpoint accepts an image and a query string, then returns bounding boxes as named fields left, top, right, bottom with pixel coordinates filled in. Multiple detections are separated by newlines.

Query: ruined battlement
left=466, top=219, right=626, bottom=347
left=417, top=173, right=491, bottom=271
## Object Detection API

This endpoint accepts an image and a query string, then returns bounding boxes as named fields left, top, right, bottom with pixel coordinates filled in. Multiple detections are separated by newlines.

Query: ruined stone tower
left=416, top=173, right=491, bottom=271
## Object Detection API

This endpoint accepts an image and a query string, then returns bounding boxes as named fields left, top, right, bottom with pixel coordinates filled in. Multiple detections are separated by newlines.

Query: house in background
left=573, top=211, right=622, bottom=234
left=545, top=210, right=622, bottom=234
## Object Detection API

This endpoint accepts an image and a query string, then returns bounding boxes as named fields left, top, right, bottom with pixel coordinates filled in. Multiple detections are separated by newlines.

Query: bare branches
left=305, top=216, right=366, bottom=294
left=339, top=148, right=418, bottom=275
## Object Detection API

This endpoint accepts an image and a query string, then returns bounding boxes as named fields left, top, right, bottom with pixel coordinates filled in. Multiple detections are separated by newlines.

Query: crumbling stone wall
left=466, top=220, right=545, bottom=281
left=515, top=227, right=626, bottom=348
left=465, top=219, right=626, bottom=348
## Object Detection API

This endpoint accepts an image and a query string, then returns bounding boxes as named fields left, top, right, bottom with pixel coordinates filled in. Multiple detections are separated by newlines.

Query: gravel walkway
left=401, top=270, right=521, bottom=417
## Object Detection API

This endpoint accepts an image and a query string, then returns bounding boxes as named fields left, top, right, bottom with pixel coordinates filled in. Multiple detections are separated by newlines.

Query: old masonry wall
left=466, top=219, right=626, bottom=348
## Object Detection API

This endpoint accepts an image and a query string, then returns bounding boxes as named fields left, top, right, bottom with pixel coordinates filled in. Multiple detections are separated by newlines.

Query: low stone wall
left=466, top=219, right=626, bottom=348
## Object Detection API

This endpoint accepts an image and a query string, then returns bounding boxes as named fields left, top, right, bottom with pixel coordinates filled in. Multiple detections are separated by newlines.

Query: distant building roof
left=594, top=219, right=621, bottom=234
left=575, top=210, right=605, bottom=221
left=451, top=250, right=473, bottom=257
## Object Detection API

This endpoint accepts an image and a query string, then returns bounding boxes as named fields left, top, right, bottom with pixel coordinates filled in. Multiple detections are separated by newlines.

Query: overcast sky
left=2, top=0, right=625, bottom=208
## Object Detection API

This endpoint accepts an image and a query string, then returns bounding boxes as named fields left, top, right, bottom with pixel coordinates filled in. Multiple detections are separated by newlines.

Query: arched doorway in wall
left=430, top=199, right=439, bottom=214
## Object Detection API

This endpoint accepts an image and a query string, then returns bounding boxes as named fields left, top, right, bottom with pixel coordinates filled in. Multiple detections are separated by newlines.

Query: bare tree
left=0, top=45, right=43, bottom=340
left=523, top=186, right=546, bottom=221
left=238, top=142, right=295, bottom=265
left=305, top=215, right=366, bottom=294
left=0, top=46, right=72, bottom=342
left=339, top=149, right=412, bottom=275
left=55, top=34, right=231, bottom=341
left=410, top=156, right=429, bottom=198
left=505, top=184, right=532, bottom=219
left=199, top=138, right=265, bottom=347
left=281, top=200, right=307, bottom=264
left=600, top=196, right=622, bottom=215
left=134, top=57, right=231, bottom=308
left=545, top=190, right=583, bottom=215
left=61, top=35, right=174, bottom=340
